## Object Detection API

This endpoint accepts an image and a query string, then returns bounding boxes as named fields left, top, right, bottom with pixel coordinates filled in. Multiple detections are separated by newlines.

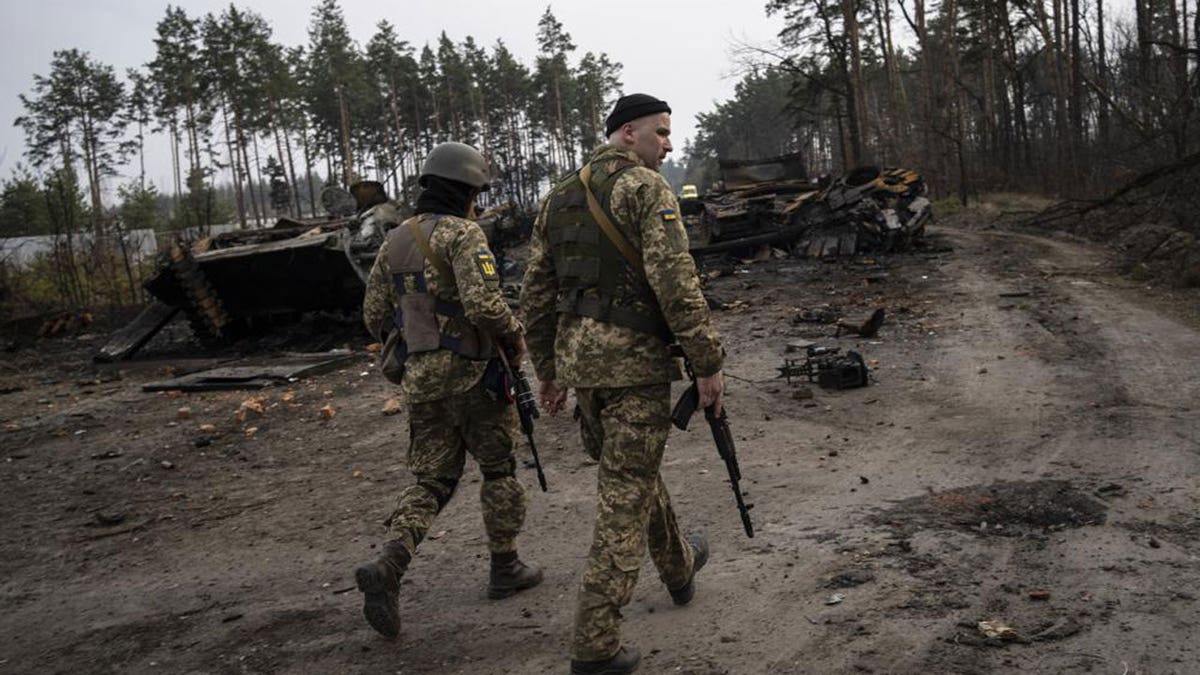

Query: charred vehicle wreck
left=96, top=185, right=517, bottom=362
left=684, top=154, right=932, bottom=258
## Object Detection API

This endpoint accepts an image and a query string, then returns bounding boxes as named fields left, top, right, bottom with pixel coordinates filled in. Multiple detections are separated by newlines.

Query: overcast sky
left=0, top=0, right=787, bottom=190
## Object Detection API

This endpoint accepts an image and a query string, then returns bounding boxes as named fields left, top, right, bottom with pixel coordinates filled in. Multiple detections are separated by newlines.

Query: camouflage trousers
left=384, top=379, right=527, bottom=559
left=571, top=383, right=695, bottom=661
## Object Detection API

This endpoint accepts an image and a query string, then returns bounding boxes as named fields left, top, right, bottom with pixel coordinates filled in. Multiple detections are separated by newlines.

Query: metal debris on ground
left=835, top=308, right=886, bottom=338
left=793, top=307, right=840, bottom=324
left=778, top=346, right=870, bottom=390
left=141, top=352, right=360, bottom=392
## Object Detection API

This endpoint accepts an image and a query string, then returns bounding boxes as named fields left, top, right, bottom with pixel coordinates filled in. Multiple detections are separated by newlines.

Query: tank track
left=167, top=241, right=231, bottom=343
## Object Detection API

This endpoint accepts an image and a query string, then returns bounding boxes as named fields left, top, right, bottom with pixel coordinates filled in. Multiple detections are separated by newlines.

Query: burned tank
left=686, top=155, right=931, bottom=258
left=96, top=187, right=516, bottom=361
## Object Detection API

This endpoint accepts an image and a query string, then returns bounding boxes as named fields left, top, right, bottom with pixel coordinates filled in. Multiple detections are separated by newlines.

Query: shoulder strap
left=578, top=163, right=644, bottom=273
left=406, top=216, right=453, bottom=281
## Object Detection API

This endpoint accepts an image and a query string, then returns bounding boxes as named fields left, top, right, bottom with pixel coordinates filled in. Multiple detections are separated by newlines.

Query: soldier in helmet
left=355, top=141, right=543, bottom=640
left=521, top=94, right=725, bottom=673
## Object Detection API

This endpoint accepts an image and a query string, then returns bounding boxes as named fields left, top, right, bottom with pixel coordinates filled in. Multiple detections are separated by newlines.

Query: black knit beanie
left=605, top=93, right=671, bottom=137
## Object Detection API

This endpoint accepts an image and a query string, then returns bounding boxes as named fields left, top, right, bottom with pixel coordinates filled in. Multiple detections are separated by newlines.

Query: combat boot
left=570, top=645, right=641, bottom=674
left=668, top=534, right=709, bottom=606
left=487, top=551, right=544, bottom=599
left=354, top=541, right=411, bottom=639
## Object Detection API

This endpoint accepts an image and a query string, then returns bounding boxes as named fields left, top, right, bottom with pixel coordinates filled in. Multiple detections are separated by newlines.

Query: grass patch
left=931, top=192, right=1054, bottom=220
left=971, top=192, right=1055, bottom=214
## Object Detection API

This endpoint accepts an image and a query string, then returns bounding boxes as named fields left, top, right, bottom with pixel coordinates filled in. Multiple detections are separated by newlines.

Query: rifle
left=497, top=350, right=548, bottom=492
left=670, top=348, right=754, bottom=538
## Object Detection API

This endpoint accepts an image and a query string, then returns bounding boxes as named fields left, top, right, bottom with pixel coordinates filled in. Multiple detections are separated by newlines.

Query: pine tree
left=534, top=8, right=577, bottom=172
left=305, top=0, right=367, bottom=186
left=15, top=49, right=129, bottom=232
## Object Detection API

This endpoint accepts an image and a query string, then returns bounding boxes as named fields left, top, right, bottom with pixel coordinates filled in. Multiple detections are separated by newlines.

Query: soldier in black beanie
left=604, top=93, right=671, bottom=136
left=522, top=92, right=725, bottom=674
left=599, top=93, right=674, bottom=170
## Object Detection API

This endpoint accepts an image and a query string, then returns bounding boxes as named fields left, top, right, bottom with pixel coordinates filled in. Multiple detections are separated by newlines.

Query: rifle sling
left=406, top=217, right=453, bottom=282
left=578, top=163, right=644, bottom=273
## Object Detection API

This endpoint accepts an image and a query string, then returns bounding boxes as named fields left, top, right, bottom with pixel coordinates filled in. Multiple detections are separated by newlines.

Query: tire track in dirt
left=3, top=225, right=1198, bottom=674
left=852, top=228, right=1200, bottom=674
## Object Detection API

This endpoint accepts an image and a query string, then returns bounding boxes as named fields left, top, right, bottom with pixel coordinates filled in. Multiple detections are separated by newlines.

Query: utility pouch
left=481, top=357, right=512, bottom=403
left=381, top=330, right=405, bottom=385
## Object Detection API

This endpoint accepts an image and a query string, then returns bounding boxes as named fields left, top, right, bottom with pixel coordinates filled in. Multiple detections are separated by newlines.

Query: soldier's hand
left=539, top=380, right=568, bottom=416
left=697, top=370, right=725, bottom=416
left=504, top=334, right=528, bottom=364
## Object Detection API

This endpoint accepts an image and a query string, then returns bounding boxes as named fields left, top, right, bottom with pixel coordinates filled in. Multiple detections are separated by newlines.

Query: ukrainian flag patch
left=475, top=250, right=498, bottom=280
left=659, top=208, right=678, bottom=221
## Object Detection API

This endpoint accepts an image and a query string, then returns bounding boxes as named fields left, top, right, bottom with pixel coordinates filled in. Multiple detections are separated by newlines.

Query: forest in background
left=1, top=0, right=1198, bottom=315
left=5, top=1, right=620, bottom=237
left=682, top=0, right=1199, bottom=205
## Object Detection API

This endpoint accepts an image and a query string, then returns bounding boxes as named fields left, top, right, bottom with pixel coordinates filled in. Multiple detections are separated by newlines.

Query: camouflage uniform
left=363, top=213, right=526, bottom=557
left=521, top=144, right=723, bottom=661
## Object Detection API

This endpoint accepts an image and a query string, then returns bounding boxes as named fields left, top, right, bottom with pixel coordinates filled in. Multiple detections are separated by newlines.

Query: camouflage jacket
left=363, top=214, right=522, bottom=404
left=521, top=144, right=723, bottom=388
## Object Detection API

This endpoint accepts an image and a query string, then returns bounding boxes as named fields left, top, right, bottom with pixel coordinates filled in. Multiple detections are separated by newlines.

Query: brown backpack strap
left=578, top=163, right=644, bottom=273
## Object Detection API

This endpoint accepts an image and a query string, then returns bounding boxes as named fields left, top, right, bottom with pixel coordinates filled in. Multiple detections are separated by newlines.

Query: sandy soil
left=1, top=219, right=1198, bottom=675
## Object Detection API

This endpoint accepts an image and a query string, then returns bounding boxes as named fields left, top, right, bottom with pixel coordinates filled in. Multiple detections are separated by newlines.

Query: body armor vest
left=382, top=214, right=494, bottom=380
left=546, top=159, right=671, bottom=341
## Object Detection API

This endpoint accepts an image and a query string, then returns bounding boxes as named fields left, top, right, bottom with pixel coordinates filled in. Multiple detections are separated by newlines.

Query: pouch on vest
left=546, top=161, right=673, bottom=342
left=380, top=214, right=494, bottom=384
left=381, top=329, right=405, bottom=384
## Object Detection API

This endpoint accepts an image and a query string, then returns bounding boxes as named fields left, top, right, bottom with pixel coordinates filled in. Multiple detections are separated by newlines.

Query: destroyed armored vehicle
left=97, top=188, right=516, bottom=361
left=687, top=154, right=931, bottom=258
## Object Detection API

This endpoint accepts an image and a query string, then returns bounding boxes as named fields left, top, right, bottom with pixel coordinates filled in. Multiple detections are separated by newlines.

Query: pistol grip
left=671, top=384, right=699, bottom=431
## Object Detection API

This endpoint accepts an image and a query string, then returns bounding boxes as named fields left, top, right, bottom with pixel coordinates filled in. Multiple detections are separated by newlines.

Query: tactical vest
left=546, top=159, right=672, bottom=341
left=383, top=214, right=494, bottom=374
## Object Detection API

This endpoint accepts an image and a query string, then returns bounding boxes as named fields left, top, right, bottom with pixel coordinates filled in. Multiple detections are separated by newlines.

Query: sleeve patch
left=475, top=250, right=499, bottom=280
left=659, top=208, right=678, bottom=221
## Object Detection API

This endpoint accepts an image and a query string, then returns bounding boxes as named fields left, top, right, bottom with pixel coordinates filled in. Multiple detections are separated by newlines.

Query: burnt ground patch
left=872, top=480, right=1108, bottom=537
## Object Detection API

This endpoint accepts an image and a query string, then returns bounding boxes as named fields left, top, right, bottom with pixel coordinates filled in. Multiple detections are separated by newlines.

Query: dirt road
left=1, top=222, right=1197, bottom=674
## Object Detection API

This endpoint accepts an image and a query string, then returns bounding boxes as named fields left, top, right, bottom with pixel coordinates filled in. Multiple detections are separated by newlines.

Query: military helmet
left=419, top=142, right=492, bottom=191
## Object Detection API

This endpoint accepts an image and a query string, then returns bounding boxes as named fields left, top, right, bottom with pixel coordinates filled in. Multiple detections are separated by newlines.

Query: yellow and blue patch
left=475, top=250, right=498, bottom=280
left=659, top=208, right=678, bottom=221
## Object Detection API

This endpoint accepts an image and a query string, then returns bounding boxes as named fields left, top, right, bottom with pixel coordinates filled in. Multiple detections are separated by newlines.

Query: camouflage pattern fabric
left=570, top=384, right=694, bottom=661
left=521, top=143, right=723, bottom=387
left=384, top=379, right=526, bottom=556
left=522, top=143, right=722, bottom=660
left=363, top=214, right=522, bottom=404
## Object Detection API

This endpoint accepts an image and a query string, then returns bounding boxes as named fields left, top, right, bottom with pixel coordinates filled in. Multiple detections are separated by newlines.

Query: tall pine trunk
left=842, top=0, right=868, bottom=165
left=221, top=102, right=247, bottom=227
left=1097, top=0, right=1111, bottom=148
